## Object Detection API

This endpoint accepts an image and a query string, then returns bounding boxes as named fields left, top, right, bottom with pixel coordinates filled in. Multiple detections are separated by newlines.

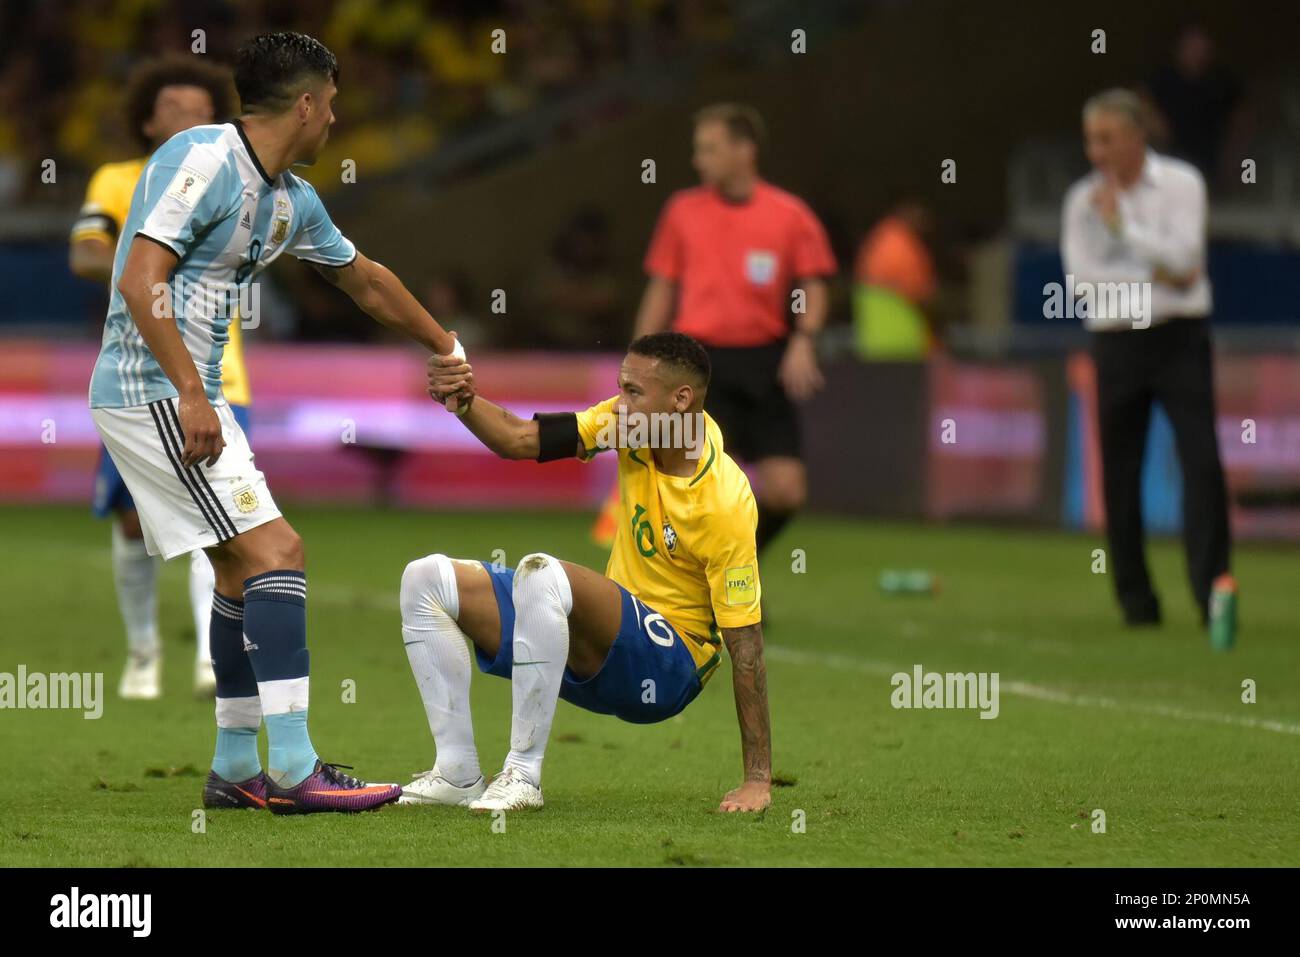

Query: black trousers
left=1091, top=319, right=1231, bottom=623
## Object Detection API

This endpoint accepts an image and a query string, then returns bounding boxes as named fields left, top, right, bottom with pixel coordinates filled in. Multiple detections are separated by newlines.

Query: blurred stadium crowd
left=0, top=2, right=1295, bottom=354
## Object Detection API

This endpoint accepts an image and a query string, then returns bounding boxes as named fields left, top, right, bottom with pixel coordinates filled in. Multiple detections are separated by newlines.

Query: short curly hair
left=235, top=32, right=339, bottom=114
left=124, top=54, right=234, bottom=151
left=628, top=332, right=711, bottom=389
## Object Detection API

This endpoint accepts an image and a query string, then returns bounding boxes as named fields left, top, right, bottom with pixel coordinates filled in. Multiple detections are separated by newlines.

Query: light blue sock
left=243, top=571, right=318, bottom=787
left=265, top=711, right=316, bottom=786
left=212, top=727, right=261, bottom=782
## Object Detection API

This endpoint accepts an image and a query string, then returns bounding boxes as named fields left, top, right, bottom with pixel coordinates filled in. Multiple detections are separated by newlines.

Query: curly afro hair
left=124, top=54, right=234, bottom=151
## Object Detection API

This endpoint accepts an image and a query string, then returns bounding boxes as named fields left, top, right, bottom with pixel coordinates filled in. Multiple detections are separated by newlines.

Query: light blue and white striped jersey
left=89, top=120, right=356, bottom=408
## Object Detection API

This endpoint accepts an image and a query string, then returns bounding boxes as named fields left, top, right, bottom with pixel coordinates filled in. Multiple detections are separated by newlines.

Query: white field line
left=27, top=543, right=1300, bottom=736
left=763, top=645, right=1300, bottom=737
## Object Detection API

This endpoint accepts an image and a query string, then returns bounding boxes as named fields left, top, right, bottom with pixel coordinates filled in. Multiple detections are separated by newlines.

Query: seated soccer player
left=400, top=332, right=772, bottom=812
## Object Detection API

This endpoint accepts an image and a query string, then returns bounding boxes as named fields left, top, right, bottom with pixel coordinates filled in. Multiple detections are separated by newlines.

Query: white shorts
left=90, top=398, right=281, bottom=560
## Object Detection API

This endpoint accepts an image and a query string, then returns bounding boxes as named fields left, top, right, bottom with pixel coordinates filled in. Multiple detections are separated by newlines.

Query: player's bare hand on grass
left=719, top=780, right=771, bottom=813
left=178, top=392, right=225, bottom=467
left=778, top=334, right=823, bottom=402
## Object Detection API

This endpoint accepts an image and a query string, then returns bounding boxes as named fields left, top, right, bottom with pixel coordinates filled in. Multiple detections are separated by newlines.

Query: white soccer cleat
left=119, top=654, right=161, bottom=700
left=468, top=766, right=544, bottom=812
left=398, top=768, right=487, bottom=806
left=193, top=658, right=217, bottom=698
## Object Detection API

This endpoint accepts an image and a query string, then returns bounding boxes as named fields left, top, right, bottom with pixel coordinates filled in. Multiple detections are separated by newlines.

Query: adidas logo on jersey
left=242, top=635, right=258, bottom=652
left=239, top=210, right=252, bottom=229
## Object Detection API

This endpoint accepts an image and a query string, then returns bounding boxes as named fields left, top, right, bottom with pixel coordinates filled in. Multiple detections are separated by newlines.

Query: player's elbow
left=501, top=430, right=539, bottom=461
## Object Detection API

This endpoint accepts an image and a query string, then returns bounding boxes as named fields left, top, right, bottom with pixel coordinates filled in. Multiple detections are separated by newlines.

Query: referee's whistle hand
left=178, top=394, right=225, bottom=468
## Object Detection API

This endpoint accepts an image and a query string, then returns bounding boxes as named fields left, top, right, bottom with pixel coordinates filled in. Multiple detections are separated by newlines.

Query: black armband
left=533, top=412, right=581, bottom=463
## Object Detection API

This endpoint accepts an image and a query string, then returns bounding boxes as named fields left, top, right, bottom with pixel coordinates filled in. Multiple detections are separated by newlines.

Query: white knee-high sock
left=189, top=550, right=215, bottom=665
left=400, top=554, right=481, bottom=786
left=504, top=553, right=572, bottom=788
left=111, top=520, right=160, bottom=658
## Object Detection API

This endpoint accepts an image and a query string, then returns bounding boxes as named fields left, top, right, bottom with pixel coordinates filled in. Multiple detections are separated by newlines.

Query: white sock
left=189, top=550, right=215, bottom=666
left=503, top=553, right=572, bottom=788
left=111, top=520, right=160, bottom=658
left=189, top=553, right=214, bottom=665
left=400, top=554, right=481, bottom=786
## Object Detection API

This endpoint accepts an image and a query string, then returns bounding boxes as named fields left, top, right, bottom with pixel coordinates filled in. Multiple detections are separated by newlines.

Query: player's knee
left=275, top=528, right=305, bottom=570
left=512, top=553, right=573, bottom=614
left=400, top=553, right=458, bottom=620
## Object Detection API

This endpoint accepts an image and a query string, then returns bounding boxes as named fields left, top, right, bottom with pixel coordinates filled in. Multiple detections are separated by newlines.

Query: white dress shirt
left=1061, top=149, right=1212, bottom=331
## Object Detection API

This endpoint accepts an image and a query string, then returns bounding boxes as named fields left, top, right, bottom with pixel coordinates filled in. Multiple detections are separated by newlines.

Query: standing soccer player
left=71, top=55, right=242, bottom=700
left=89, top=33, right=462, bottom=814
left=633, top=103, right=836, bottom=567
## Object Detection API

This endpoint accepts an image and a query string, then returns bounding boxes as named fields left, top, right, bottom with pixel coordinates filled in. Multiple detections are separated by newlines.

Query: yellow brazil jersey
left=71, top=157, right=251, bottom=406
left=575, top=398, right=762, bottom=686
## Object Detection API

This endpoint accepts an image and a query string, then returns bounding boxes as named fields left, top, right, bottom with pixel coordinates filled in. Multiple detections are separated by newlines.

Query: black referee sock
left=756, top=505, right=794, bottom=556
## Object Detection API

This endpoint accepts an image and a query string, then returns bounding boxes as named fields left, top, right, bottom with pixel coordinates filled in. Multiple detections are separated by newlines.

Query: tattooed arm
left=311, top=253, right=455, bottom=355
left=719, top=622, right=772, bottom=812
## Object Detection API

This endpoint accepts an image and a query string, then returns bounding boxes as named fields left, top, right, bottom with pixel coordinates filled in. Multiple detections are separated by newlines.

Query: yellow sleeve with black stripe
left=70, top=158, right=145, bottom=247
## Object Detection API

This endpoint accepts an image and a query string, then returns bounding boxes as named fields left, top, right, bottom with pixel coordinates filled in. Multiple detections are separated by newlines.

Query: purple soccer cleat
left=202, top=770, right=269, bottom=810
left=265, top=761, right=401, bottom=815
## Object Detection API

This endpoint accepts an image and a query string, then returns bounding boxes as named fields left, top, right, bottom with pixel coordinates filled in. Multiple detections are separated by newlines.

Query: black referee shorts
left=702, top=340, right=800, bottom=462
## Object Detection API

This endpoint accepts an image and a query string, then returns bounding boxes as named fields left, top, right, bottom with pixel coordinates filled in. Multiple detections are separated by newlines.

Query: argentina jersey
left=89, top=119, right=356, bottom=409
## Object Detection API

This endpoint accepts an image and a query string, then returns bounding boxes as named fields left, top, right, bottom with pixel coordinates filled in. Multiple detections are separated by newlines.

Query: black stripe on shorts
left=163, top=399, right=238, bottom=539
left=147, top=400, right=236, bottom=542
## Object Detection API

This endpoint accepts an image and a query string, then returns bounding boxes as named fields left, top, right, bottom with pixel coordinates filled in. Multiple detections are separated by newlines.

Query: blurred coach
left=634, top=103, right=836, bottom=562
left=1062, top=88, right=1234, bottom=632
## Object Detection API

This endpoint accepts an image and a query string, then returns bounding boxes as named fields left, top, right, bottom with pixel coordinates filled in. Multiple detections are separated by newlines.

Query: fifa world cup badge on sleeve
left=165, top=166, right=211, bottom=208
left=725, top=565, right=756, bottom=605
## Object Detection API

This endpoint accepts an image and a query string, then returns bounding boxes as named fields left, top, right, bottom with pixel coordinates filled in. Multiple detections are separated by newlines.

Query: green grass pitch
left=1, top=504, right=1297, bottom=866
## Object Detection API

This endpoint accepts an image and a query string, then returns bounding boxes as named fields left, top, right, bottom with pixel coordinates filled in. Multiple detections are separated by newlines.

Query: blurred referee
left=1062, top=88, right=1235, bottom=637
left=634, top=103, right=836, bottom=564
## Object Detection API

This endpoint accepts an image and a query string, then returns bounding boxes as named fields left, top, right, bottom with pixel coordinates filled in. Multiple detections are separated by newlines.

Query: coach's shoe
left=193, top=658, right=217, bottom=698
left=202, top=770, right=268, bottom=810
left=119, top=653, right=161, bottom=700
left=398, top=768, right=487, bottom=806
left=265, top=761, right=402, bottom=815
left=469, top=766, right=544, bottom=812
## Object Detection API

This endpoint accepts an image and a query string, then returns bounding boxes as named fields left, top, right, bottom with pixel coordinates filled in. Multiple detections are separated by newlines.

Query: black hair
left=628, top=332, right=711, bottom=389
left=125, top=54, right=234, bottom=151
left=235, top=32, right=339, bottom=113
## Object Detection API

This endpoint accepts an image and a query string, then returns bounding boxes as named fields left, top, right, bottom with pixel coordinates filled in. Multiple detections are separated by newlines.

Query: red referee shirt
left=643, top=179, right=837, bottom=348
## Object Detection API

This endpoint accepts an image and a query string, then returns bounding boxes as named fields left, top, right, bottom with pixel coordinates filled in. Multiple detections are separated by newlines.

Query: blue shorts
left=93, top=403, right=251, bottom=518
left=476, top=562, right=705, bottom=724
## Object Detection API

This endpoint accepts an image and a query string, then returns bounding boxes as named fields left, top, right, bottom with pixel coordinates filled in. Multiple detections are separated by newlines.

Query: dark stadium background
left=1, top=0, right=1297, bottom=534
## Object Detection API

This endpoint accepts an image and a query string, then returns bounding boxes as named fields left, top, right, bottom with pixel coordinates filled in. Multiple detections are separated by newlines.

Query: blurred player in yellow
left=400, top=332, right=771, bottom=813
left=70, top=54, right=246, bottom=699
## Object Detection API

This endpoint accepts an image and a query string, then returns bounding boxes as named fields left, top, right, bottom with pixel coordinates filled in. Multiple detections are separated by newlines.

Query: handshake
left=426, top=333, right=476, bottom=416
